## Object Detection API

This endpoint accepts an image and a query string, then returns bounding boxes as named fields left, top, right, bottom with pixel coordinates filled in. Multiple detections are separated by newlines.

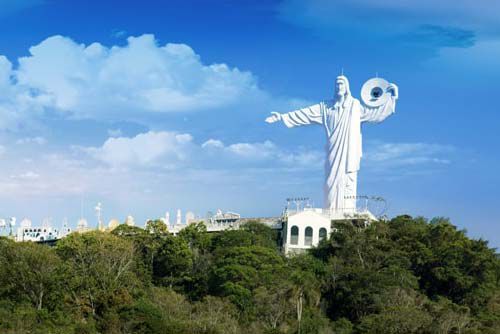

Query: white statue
left=266, top=75, right=398, bottom=213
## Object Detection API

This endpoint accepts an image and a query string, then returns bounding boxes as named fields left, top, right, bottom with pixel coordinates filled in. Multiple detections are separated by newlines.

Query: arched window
left=319, top=227, right=327, bottom=241
left=291, top=226, right=299, bottom=245
left=305, top=227, right=313, bottom=246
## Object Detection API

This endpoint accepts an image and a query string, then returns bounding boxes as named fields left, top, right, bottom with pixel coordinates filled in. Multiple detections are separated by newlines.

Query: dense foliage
left=0, top=216, right=499, bottom=333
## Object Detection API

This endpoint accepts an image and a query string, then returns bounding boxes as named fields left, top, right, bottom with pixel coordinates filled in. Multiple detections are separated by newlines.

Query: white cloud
left=364, top=142, right=454, bottom=169
left=201, top=138, right=323, bottom=167
left=0, top=55, right=48, bottom=130
left=201, top=139, right=224, bottom=149
left=14, top=34, right=260, bottom=118
left=226, top=141, right=277, bottom=160
left=0, top=34, right=299, bottom=130
left=85, top=131, right=194, bottom=167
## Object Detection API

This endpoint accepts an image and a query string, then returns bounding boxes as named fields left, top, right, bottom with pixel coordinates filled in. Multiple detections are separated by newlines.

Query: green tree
left=113, top=221, right=170, bottom=281
left=211, top=245, right=286, bottom=311
left=211, top=221, right=278, bottom=251
left=179, top=222, right=213, bottom=300
left=357, top=288, right=432, bottom=334
left=253, top=284, right=293, bottom=331
left=153, top=234, right=193, bottom=289
left=145, top=219, right=169, bottom=235
left=178, top=221, right=212, bottom=252
left=0, top=240, right=62, bottom=310
left=388, top=216, right=499, bottom=309
left=56, top=232, right=141, bottom=318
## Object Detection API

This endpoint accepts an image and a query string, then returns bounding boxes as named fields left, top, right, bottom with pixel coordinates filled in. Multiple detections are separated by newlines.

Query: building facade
left=282, top=209, right=331, bottom=255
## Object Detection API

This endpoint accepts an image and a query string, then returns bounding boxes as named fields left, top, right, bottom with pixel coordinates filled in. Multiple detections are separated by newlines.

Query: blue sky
left=0, top=0, right=499, bottom=248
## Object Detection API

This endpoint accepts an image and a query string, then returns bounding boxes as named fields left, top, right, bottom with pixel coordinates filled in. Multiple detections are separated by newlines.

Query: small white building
left=210, top=209, right=240, bottom=225
left=16, top=226, right=60, bottom=242
left=76, top=218, right=90, bottom=233
left=185, top=211, right=196, bottom=224
left=125, top=215, right=135, bottom=227
left=282, top=209, right=331, bottom=255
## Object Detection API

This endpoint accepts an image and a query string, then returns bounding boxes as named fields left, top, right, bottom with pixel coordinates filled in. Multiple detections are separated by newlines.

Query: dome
left=77, top=218, right=88, bottom=230
left=108, top=219, right=120, bottom=231
left=125, top=215, right=135, bottom=226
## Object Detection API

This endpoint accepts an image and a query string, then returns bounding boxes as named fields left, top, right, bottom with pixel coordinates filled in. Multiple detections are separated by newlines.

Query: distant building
left=61, top=218, right=72, bottom=237
left=176, top=209, right=182, bottom=225
left=125, top=215, right=135, bottom=227
left=210, top=209, right=240, bottom=225
left=108, top=219, right=120, bottom=231
left=185, top=211, right=196, bottom=224
left=16, top=225, right=60, bottom=242
left=77, top=218, right=89, bottom=233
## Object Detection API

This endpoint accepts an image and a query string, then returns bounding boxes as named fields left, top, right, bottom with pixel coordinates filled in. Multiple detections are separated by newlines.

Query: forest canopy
left=0, top=216, right=499, bottom=334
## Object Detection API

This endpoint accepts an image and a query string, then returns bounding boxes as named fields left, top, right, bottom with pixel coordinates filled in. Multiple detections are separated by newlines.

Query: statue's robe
left=281, top=95, right=396, bottom=212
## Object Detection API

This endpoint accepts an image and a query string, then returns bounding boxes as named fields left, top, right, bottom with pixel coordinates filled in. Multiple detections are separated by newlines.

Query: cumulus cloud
left=0, top=34, right=284, bottom=129
left=85, top=131, right=195, bottom=167
left=16, top=34, right=259, bottom=116
left=0, top=55, right=49, bottom=130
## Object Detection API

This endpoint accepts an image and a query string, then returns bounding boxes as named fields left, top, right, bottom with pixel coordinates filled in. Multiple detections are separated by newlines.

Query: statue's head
left=335, top=75, right=351, bottom=98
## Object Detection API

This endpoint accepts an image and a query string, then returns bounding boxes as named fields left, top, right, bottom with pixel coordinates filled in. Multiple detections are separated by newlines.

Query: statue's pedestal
left=282, top=208, right=377, bottom=255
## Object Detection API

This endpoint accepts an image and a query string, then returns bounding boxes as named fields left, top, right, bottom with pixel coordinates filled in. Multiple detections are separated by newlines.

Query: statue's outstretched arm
left=266, top=103, right=323, bottom=128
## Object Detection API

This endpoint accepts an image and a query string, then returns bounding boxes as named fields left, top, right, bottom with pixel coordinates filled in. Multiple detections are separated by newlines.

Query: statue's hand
left=387, top=83, right=399, bottom=99
left=265, top=111, right=282, bottom=124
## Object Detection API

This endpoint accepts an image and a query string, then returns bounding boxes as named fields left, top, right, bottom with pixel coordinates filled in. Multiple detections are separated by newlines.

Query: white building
left=281, top=201, right=378, bottom=254
left=176, top=209, right=182, bottom=225
left=16, top=226, right=60, bottom=242
left=282, top=209, right=331, bottom=255
left=76, top=218, right=89, bottom=233
left=210, top=209, right=240, bottom=225
left=125, top=215, right=135, bottom=227
left=185, top=211, right=196, bottom=224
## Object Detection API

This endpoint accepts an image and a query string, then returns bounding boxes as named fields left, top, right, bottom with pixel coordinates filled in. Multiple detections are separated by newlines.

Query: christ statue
left=265, top=75, right=398, bottom=213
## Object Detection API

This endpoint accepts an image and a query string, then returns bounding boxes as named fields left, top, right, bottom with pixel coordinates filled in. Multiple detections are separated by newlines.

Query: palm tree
left=289, top=270, right=321, bottom=334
